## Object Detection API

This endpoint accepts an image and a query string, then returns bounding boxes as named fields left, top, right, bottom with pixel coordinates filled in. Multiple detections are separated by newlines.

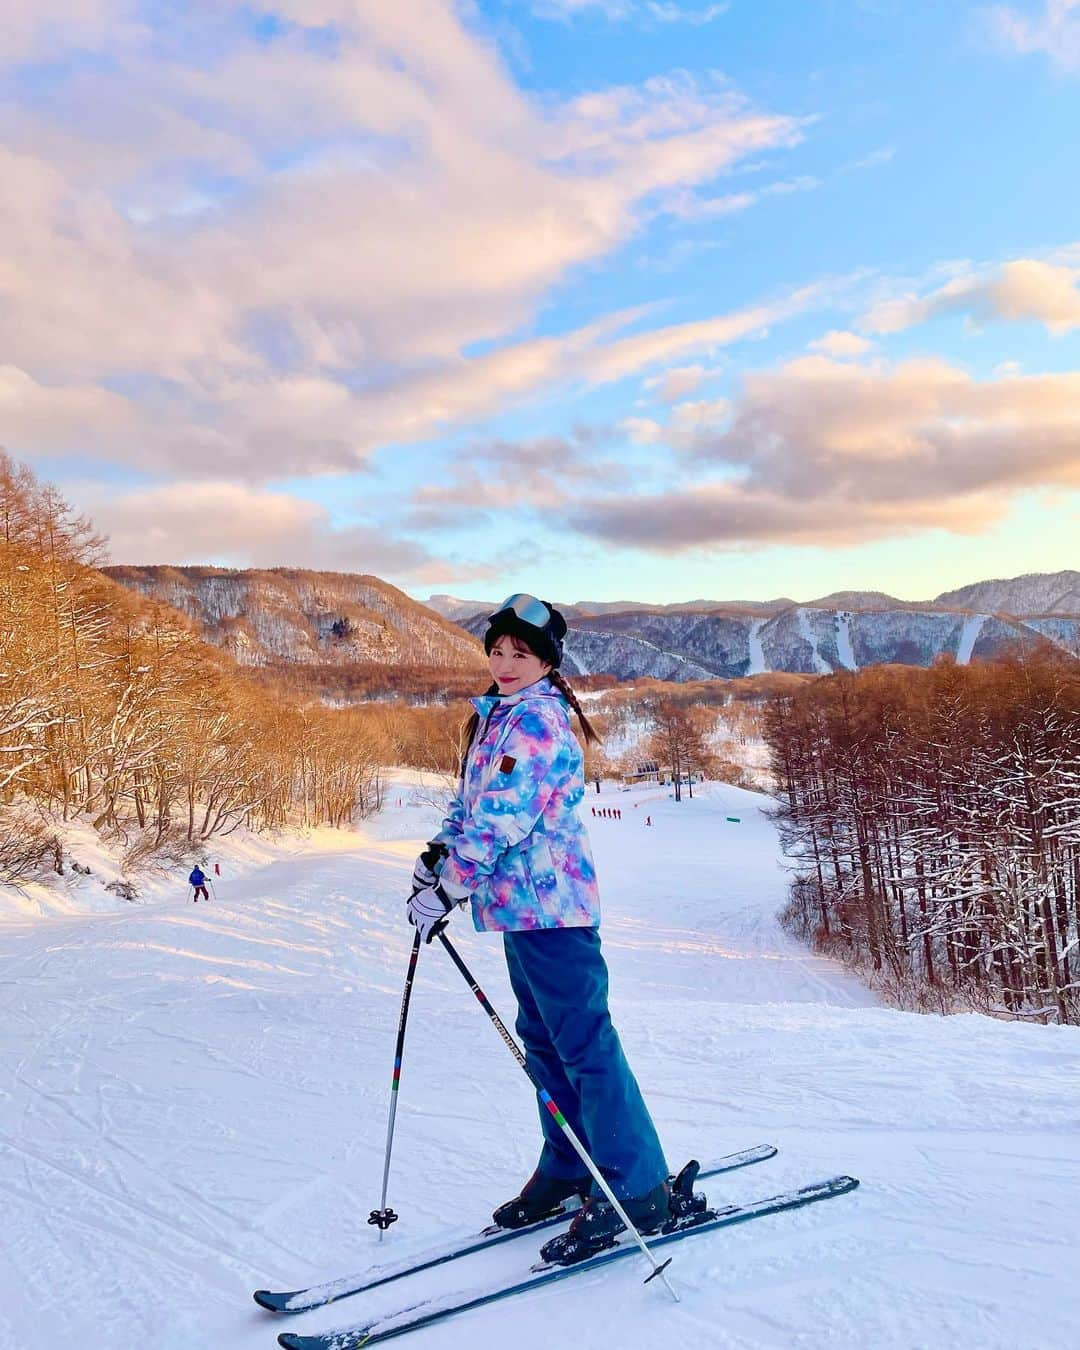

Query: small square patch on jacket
left=499, top=755, right=517, bottom=774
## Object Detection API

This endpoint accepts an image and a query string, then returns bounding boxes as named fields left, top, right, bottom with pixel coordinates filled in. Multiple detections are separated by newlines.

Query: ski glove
left=407, top=879, right=468, bottom=944
left=411, top=841, right=448, bottom=895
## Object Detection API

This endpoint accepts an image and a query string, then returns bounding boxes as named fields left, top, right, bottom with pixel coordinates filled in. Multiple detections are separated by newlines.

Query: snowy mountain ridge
left=426, top=594, right=797, bottom=620
left=103, top=565, right=486, bottom=670
left=429, top=571, right=1079, bottom=622
left=102, top=568, right=1080, bottom=686
left=934, top=568, right=1080, bottom=617
left=442, top=570, right=1080, bottom=683
left=461, top=597, right=1079, bottom=682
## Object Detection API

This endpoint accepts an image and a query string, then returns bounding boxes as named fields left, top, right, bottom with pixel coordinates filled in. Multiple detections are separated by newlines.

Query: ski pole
left=369, top=927, right=423, bottom=1240
left=434, top=928, right=679, bottom=1302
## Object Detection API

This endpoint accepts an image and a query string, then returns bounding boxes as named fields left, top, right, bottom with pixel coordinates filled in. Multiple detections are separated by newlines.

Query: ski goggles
left=489, top=593, right=552, bottom=629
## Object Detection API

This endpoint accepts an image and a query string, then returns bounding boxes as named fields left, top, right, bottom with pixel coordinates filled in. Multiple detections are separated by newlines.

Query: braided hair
left=548, top=668, right=599, bottom=745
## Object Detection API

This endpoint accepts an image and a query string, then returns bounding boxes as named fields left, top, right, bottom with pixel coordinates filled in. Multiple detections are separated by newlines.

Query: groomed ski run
left=4, top=782, right=1078, bottom=1348
left=254, top=1145, right=777, bottom=1314
left=275, top=1177, right=860, bottom=1350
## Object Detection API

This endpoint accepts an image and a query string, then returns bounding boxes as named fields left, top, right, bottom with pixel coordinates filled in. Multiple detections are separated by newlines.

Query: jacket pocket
left=522, top=835, right=561, bottom=916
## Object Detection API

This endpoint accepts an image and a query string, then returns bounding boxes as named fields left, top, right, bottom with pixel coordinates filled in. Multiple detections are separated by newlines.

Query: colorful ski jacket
left=434, top=678, right=600, bottom=933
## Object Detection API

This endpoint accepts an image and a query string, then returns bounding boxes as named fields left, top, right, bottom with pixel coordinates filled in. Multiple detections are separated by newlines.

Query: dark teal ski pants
left=502, top=926, right=668, bottom=1202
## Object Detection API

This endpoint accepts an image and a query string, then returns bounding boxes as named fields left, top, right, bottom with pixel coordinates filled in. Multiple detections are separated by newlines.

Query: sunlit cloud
left=0, top=3, right=805, bottom=484
left=407, top=431, right=626, bottom=526
left=534, top=0, right=729, bottom=22
left=862, top=258, right=1080, bottom=334
left=986, top=0, right=1080, bottom=73
left=809, top=330, right=874, bottom=357
left=662, top=172, right=818, bottom=221
left=645, top=3, right=731, bottom=24
left=533, top=0, right=634, bottom=17
left=3, top=278, right=826, bottom=482
left=644, top=364, right=719, bottom=400
left=77, top=479, right=441, bottom=575
left=840, top=146, right=896, bottom=171
left=568, top=354, right=1080, bottom=550
left=572, top=481, right=1006, bottom=550
left=0, top=0, right=128, bottom=64
left=0, top=365, right=137, bottom=452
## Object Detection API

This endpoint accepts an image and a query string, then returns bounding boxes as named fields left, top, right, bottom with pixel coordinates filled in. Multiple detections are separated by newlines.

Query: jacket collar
left=470, top=675, right=564, bottom=717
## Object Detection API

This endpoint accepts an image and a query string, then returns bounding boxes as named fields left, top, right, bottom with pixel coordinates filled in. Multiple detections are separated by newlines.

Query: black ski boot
left=666, top=1159, right=709, bottom=1222
left=492, top=1169, right=591, bottom=1230
left=538, top=1161, right=709, bottom=1267
left=537, top=1177, right=671, bottom=1266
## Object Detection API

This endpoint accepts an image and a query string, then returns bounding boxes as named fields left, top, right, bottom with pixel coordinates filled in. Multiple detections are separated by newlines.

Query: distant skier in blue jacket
left=189, top=866, right=209, bottom=902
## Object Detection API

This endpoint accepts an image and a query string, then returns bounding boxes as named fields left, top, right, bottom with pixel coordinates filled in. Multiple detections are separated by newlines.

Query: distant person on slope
left=189, top=866, right=210, bottom=902
left=407, top=593, right=671, bottom=1263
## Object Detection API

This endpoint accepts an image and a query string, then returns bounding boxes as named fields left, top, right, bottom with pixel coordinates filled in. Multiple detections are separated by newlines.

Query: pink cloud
left=568, top=355, right=1080, bottom=550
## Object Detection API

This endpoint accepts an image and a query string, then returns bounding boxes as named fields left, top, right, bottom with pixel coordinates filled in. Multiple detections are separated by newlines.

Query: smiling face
left=488, top=633, right=552, bottom=693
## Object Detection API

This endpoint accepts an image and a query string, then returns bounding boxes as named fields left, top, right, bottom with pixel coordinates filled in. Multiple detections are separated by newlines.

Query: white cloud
left=0, top=365, right=137, bottom=451
left=862, top=259, right=1080, bottom=335
left=840, top=146, right=896, bottom=172
left=644, top=363, right=716, bottom=400
left=665, top=396, right=732, bottom=443
left=571, top=354, right=1080, bottom=549
left=663, top=189, right=757, bottom=220
left=987, top=0, right=1080, bottom=72
left=79, top=480, right=435, bottom=574
left=0, top=3, right=804, bottom=481
left=580, top=283, right=823, bottom=384
left=661, top=172, right=817, bottom=222
left=809, top=330, right=874, bottom=358
left=4, top=283, right=826, bottom=481
left=0, top=0, right=131, bottom=63
left=534, top=0, right=728, bottom=22
left=645, top=3, right=730, bottom=23
left=621, top=416, right=665, bottom=444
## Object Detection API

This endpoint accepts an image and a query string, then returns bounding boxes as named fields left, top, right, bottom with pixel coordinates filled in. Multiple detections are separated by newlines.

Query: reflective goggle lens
left=490, top=593, right=551, bottom=629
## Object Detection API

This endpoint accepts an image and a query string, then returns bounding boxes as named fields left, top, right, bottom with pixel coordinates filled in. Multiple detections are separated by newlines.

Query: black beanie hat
left=484, top=595, right=567, bottom=669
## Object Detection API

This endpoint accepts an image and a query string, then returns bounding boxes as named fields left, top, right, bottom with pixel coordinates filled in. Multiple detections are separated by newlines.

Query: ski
left=254, top=1144, right=776, bottom=1315
left=275, top=1174, right=859, bottom=1350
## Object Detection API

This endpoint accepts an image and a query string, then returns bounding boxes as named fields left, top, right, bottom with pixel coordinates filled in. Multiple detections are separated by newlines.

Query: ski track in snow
left=747, top=618, right=766, bottom=675
left=834, top=612, right=857, bottom=670
left=1, top=783, right=1078, bottom=1349
left=796, top=608, right=832, bottom=674
left=956, top=614, right=988, bottom=665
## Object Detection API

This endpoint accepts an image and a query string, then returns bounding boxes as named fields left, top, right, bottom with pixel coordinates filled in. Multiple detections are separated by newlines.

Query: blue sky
left=2, top=0, right=1078, bottom=604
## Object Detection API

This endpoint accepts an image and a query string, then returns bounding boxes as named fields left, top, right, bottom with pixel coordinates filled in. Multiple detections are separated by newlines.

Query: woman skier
left=407, top=594, right=671, bottom=1263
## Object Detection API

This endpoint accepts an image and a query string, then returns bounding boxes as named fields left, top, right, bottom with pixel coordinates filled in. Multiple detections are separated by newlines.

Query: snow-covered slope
left=106, top=568, right=1080, bottom=683
left=1, top=785, right=1077, bottom=1349
left=462, top=602, right=1077, bottom=682
left=105, top=566, right=485, bottom=669
left=935, top=569, right=1080, bottom=616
